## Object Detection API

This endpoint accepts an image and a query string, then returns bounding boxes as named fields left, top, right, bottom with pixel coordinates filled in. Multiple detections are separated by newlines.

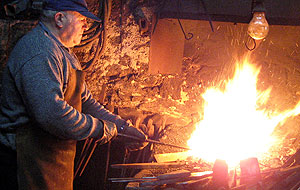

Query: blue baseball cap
left=44, top=0, right=101, bottom=22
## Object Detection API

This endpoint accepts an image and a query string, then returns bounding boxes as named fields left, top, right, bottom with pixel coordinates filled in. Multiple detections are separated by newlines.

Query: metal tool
left=118, top=133, right=191, bottom=150
left=74, top=138, right=97, bottom=178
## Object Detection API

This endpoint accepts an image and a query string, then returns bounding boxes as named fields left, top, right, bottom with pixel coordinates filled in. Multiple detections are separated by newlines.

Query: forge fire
left=187, top=55, right=300, bottom=167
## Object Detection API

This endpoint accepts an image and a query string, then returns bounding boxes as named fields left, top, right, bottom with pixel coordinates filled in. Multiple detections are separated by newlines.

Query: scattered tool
left=74, top=133, right=191, bottom=179
left=110, top=162, right=187, bottom=169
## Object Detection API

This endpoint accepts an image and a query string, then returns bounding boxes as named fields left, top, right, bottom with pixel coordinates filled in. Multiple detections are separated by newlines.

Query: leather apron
left=16, top=68, right=85, bottom=190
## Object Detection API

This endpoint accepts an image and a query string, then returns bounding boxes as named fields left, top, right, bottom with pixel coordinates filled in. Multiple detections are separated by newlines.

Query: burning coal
left=187, top=55, right=300, bottom=167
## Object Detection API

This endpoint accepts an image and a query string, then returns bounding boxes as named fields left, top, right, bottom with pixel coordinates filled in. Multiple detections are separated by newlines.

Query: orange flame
left=187, top=56, right=300, bottom=167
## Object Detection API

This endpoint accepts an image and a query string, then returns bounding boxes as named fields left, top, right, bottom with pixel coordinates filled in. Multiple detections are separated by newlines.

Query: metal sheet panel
left=149, top=18, right=185, bottom=74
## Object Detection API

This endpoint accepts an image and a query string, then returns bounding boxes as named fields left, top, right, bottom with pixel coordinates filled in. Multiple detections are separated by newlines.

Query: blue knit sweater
left=0, top=22, right=126, bottom=150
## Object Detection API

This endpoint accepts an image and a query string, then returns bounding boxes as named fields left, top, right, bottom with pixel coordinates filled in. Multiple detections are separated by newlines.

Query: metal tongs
left=118, top=133, right=191, bottom=150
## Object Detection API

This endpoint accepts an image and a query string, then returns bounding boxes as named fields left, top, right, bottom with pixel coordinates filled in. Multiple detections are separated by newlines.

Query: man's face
left=60, top=11, right=88, bottom=47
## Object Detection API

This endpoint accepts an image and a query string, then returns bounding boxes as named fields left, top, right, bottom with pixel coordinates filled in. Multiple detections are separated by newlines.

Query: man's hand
left=120, top=125, right=148, bottom=151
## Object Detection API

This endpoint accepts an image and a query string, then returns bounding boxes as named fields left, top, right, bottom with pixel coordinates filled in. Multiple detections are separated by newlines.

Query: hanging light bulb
left=247, top=11, right=269, bottom=40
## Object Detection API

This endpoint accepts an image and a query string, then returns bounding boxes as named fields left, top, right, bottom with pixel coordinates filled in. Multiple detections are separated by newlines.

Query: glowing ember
left=187, top=55, right=300, bottom=167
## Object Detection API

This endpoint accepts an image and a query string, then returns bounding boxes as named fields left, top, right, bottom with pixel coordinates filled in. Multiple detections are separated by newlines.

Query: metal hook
left=177, top=18, right=194, bottom=40
left=245, top=36, right=257, bottom=51
left=200, top=0, right=214, bottom=32
left=176, top=0, right=193, bottom=40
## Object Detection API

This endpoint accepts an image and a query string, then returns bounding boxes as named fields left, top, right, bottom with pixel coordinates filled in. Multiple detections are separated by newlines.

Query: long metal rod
left=118, top=133, right=191, bottom=150
left=74, top=138, right=94, bottom=178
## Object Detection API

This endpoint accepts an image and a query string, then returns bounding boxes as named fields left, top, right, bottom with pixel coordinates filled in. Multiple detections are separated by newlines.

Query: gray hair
left=40, top=9, right=59, bottom=23
left=40, top=10, right=77, bottom=23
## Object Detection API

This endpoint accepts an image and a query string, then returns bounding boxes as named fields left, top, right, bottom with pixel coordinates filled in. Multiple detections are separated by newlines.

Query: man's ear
left=54, top=12, right=65, bottom=28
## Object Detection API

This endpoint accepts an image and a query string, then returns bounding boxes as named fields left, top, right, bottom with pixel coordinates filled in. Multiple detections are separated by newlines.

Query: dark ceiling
left=159, top=0, right=300, bottom=26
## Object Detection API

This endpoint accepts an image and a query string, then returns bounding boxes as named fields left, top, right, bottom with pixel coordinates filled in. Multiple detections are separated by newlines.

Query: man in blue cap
left=0, top=0, right=147, bottom=189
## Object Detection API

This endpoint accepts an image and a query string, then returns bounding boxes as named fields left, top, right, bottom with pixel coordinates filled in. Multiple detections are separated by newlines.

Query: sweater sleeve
left=81, top=84, right=127, bottom=130
left=13, top=53, right=103, bottom=140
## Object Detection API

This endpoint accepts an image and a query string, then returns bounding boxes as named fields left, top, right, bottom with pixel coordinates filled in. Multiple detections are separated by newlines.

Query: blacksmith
left=0, top=0, right=147, bottom=189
